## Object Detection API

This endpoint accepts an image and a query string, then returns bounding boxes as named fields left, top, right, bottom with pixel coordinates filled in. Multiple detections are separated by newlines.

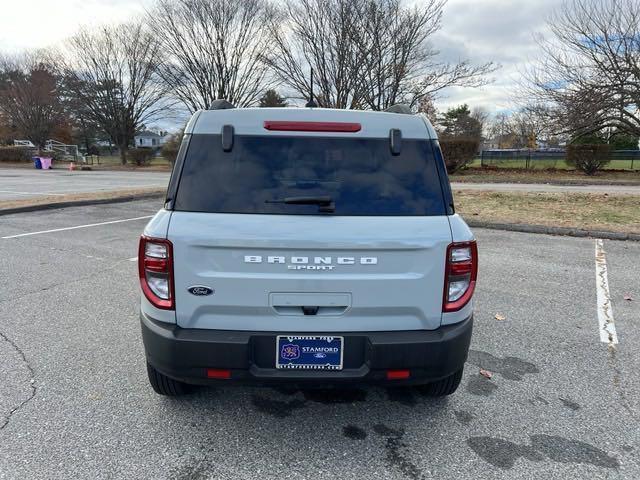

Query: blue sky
left=0, top=0, right=557, bottom=129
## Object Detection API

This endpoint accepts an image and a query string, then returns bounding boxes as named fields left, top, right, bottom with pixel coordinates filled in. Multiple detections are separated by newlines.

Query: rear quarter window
left=174, top=134, right=447, bottom=216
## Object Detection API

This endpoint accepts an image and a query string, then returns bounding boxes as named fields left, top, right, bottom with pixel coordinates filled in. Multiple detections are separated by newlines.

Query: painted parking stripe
left=0, top=190, right=66, bottom=196
left=595, top=239, right=618, bottom=346
left=1, top=216, right=153, bottom=239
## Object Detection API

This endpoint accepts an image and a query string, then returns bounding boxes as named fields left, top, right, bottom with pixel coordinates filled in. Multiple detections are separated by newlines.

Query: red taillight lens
left=263, top=121, right=361, bottom=132
left=138, top=236, right=174, bottom=310
left=443, top=241, right=478, bottom=312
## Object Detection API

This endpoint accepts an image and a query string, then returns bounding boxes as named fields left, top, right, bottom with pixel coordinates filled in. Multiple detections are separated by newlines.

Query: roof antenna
left=305, top=68, right=317, bottom=108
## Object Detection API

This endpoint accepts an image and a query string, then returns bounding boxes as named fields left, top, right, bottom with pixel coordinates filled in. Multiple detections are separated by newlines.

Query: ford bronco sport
left=139, top=104, right=477, bottom=396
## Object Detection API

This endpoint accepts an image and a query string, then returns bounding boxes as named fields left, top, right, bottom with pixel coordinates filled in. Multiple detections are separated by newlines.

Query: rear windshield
left=174, top=134, right=446, bottom=216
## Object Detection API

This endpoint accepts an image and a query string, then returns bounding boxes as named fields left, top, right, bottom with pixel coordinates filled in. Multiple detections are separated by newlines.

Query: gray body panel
left=140, top=107, right=475, bottom=333
left=167, top=213, right=453, bottom=332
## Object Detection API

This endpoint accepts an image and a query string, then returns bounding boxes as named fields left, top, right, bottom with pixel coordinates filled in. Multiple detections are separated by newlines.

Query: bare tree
left=525, top=0, right=640, bottom=138
left=357, top=0, right=497, bottom=110
left=262, top=0, right=497, bottom=110
left=417, top=93, right=438, bottom=123
left=149, top=0, right=273, bottom=112
left=510, top=104, right=556, bottom=148
left=0, top=53, right=65, bottom=149
left=262, top=0, right=366, bottom=108
left=487, top=112, right=517, bottom=148
left=61, top=23, right=166, bottom=164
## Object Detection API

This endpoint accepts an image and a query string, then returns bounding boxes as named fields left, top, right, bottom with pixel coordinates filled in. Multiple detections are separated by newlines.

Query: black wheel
left=419, top=368, right=463, bottom=397
left=146, top=362, right=189, bottom=396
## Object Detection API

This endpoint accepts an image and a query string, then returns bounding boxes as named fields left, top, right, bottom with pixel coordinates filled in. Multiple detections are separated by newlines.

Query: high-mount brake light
left=443, top=241, right=478, bottom=312
left=263, top=121, right=361, bottom=132
left=138, top=236, right=175, bottom=310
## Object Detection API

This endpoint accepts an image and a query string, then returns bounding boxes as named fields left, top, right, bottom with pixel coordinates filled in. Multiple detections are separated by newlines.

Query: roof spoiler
left=384, top=104, right=412, bottom=114
left=208, top=99, right=236, bottom=110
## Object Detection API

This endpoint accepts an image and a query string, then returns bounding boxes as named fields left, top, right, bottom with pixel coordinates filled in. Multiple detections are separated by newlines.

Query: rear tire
left=146, top=362, right=189, bottom=396
left=419, top=368, right=463, bottom=397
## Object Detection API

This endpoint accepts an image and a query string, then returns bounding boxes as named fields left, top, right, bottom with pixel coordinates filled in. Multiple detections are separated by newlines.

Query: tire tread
left=422, top=368, right=463, bottom=397
left=146, top=362, right=188, bottom=396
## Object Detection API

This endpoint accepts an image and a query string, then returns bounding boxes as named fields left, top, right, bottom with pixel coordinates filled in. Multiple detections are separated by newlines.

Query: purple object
left=39, top=157, right=52, bottom=169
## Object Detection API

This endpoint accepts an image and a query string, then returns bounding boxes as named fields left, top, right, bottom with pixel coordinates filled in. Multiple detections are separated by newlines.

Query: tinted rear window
left=174, top=134, right=446, bottom=216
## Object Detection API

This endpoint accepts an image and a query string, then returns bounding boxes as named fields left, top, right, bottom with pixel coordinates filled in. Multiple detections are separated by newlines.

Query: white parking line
left=595, top=239, right=618, bottom=346
left=0, top=190, right=66, bottom=196
left=1, top=216, right=154, bottom=239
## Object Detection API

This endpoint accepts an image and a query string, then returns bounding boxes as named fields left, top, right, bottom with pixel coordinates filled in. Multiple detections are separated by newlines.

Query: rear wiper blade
left=266, top=196, right=335, bottom=213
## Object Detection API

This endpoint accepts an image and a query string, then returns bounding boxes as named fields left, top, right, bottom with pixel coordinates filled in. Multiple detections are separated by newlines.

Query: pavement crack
left=0, top=330, right=36, bottom=430
left=0, top=259, right=132, bottom=305
left=608, top=349, right=637, bottom=419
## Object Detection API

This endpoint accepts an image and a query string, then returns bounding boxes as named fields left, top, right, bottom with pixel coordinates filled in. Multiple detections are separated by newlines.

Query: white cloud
left=431, top=0, right=556, bottom=115
left=0, top=0, right=149, bottom=52
left=0, top=0, right=558, bottom=121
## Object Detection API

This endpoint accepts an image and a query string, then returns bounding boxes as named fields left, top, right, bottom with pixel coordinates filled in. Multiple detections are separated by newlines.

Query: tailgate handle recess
left=302, top=306, right=319, bottom=316
left=270, top=293, right=351, bottom=317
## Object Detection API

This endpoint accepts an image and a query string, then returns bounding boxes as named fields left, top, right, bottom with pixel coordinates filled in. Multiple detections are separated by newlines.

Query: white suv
left=139, top=104, right=477, bottom=396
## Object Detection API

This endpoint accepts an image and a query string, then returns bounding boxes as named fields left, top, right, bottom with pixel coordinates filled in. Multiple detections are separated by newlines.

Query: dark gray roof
left=135, top=130, right=161, bottom=138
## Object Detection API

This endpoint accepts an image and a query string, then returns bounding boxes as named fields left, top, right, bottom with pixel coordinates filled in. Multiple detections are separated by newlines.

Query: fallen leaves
left=479, top=369, right=493, bottom=379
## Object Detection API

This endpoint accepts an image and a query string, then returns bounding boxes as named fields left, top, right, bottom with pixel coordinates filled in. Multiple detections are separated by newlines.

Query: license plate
left=276, top=335, right=344, bottom=370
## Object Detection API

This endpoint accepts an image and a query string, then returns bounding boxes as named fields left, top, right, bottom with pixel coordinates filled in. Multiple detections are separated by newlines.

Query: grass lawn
left=472, top=157, right=639, bottom=170
left=0, top=187, right=165, bottom=212
left=451, top=168, right=640, bottom=185
left=454, top=190, right=640, bottom=234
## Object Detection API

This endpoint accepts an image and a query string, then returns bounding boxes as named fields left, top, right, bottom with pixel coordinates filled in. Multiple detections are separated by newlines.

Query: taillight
left=443, top=241, right=478, bottom=312
left=138, top=236, right=174, bottom=310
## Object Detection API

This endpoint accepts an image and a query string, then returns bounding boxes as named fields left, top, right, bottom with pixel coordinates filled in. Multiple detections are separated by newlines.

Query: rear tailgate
left=169, top=213, right=451, bottom=332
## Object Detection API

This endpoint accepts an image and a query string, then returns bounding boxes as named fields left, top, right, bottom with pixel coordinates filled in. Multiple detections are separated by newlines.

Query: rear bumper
left=141, top=313, right=473, bottom=386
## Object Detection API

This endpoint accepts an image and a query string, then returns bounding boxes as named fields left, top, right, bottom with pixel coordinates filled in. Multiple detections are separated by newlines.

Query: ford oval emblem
left=187, top=285, right=214, bottom=296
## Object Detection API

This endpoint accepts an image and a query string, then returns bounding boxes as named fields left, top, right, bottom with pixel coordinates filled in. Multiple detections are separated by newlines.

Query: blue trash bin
left=33, top=157, right=42, bottom=169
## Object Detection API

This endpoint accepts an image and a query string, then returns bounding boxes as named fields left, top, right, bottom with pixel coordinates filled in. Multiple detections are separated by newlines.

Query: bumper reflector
left=386, top=369, right=410, bottom=380
left=207, top=369, right=231, bottom=379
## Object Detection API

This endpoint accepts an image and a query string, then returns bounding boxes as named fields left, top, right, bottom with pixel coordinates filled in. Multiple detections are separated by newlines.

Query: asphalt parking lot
left=2, top=167, right=639, bottom=204
left=0, top=168, right=169, bottom=201
left=0, top=199, right=639, bottom=479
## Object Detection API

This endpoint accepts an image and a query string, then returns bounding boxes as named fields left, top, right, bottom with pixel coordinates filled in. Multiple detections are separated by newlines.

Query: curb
left=2, top=194, right=638, bottom=242
left=0, top=192, right=165, bottom=217
left=466, top=219, right=640, bottom=242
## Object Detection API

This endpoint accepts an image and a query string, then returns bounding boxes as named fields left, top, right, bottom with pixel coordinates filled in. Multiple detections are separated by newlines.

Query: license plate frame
left=276, top=335, right=344, bottom=370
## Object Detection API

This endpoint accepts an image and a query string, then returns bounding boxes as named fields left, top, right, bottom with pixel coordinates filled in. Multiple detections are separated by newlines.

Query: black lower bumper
left=141, top=313, right=473, bottom=386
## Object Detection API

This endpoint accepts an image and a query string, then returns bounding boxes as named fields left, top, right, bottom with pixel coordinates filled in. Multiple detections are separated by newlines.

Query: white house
left=134, top=130, right=168, bottom=148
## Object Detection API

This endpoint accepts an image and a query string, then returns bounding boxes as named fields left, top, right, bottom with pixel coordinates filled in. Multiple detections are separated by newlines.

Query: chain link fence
left=478, top=149, right=640, bottom=170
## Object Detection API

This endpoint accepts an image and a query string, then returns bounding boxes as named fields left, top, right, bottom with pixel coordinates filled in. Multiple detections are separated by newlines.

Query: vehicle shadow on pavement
left=158, top=384, right=452, bottom=479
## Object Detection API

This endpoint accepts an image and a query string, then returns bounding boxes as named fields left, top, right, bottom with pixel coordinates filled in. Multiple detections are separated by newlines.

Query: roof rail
left=208, top=99, right=236, bottom=110
left=384, top=104, right=412, bottom=114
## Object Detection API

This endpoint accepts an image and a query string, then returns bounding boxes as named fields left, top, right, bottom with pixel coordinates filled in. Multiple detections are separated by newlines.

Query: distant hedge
left=439, top=138, right=479, bottom=173
left=161, top=133, right=182, bottom=167
left=566, top=144, right=611, bottom=175
left=128, top=148, right=155, bottom=166
left=0, top=146, right=34, bottom=162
